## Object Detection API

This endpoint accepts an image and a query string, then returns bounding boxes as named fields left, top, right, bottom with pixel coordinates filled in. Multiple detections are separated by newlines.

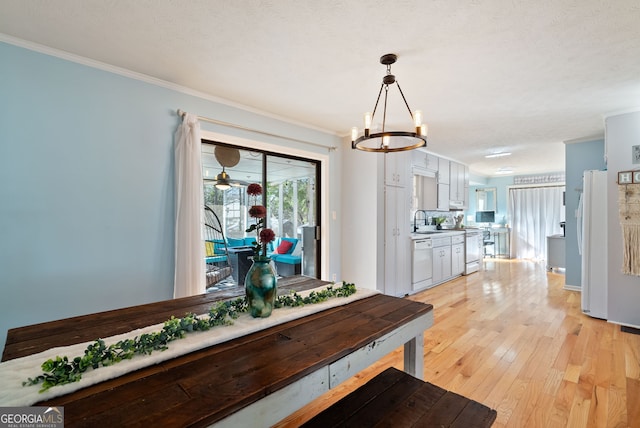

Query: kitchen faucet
left=413, top=210, right=429, bottom=232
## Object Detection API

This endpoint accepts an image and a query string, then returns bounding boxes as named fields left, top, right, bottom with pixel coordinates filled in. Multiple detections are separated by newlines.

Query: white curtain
left=174, top=113, right=205, bottom=298
left=508, top=186, right=564, bottom=261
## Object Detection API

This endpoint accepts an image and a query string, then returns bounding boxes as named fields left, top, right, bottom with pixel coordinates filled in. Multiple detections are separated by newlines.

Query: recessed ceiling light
left=485, top=152, right=512, bottom=158
left=496, top=167, right=514, bottom=174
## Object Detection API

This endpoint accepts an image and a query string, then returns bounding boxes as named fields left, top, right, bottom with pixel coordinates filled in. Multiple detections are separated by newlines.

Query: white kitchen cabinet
left=426, top=153, right=439, bottom=171
left=438, top=158, right=450, bottom=184
left=463, top=165, right=469, bottom=209
left=412, top=151, right=439, bottom=172
left=449, top=161, right=467, bottom=208
left=449, top=161, right=459, bottom=203
left=432, top=237, right=452, bottom=285
left=384, top=152, right=410, bottom=296
left=452, top=242, right=465, bottom=276
left=463, top=185, right=469, bottom=209
left=437, top=183, right=450, bottom=211
left=384, top=186, right=411, bottom=296
left=411, top=150, right=426, bottom=169
left=385, top=152, right=409, bottom=187
left=433, top=246, right=452, bottom=285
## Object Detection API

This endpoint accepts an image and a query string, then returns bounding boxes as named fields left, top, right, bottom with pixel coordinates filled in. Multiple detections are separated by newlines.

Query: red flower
left=249, top=205, right=266, bottom=218
left=247, top=183, right=262, bottom=196
left=246, top=184, right=271, bottom=257
left=259, top=228, right=276, bottom=244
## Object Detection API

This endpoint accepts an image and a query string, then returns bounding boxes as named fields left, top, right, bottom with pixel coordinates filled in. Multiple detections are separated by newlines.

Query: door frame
left=200, top=129, right=330, bottom=279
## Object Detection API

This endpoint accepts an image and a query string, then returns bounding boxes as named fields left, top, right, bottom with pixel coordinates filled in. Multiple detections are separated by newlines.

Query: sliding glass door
left=265, top=155, right=318, bottom=277
left=201, top=141, right=320, bottom=287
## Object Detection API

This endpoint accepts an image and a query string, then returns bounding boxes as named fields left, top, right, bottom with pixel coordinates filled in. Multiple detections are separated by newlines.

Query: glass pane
left=265, top=156, right=317, bottom=237
left=202, top=144, right=263, bottom=240
left=202, top=142, right=320, bottom=283
left=266, top=155, right=318, bottom=278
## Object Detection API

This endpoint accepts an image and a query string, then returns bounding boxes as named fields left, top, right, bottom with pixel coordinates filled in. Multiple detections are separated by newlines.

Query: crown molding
left=0, top=33, right=338, bottom=136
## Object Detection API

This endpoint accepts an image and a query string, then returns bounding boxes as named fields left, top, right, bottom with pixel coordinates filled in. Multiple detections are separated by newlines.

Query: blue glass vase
left=244, top=257, right=277, bottom=318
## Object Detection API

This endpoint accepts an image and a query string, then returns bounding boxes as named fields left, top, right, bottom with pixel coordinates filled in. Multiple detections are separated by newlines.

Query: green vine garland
left=24, top=283, right=356, bottom=392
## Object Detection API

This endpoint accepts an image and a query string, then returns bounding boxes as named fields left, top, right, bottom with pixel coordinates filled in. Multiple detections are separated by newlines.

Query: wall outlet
left=332, top=273, right=337, bottom=282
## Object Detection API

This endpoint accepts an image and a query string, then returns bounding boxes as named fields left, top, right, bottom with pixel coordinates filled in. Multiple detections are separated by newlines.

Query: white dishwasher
left=412, top=238, right=433, bottom=291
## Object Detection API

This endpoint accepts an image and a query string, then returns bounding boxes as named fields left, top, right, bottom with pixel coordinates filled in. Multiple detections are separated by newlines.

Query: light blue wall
left=0, top=42, right=341, bottom=352
left=564, top=139, right=606, bottom=288
left=469, top=176, right=513, bottom=226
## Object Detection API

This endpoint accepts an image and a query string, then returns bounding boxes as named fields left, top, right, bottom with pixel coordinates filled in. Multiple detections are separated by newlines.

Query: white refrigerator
left=579, top=170, right=607, bottom=319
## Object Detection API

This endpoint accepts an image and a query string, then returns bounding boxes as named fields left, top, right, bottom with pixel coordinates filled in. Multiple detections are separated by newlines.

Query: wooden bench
left=302, top=367, right=497, bottom=428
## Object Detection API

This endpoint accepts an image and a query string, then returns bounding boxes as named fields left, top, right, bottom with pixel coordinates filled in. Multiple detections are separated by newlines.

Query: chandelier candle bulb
left=383, top=136, right=390, bottom=147
left=421, top=124, right=428, bottom=136
left=351, top=127, right=358, bottom=142
left=414, top=110, right=423, bottom=128
left=364, top=112, right=372, bottom=136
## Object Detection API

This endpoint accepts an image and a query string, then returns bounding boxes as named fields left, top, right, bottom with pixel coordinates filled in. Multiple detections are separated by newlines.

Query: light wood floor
left=275, top=259, right=640, bottom=427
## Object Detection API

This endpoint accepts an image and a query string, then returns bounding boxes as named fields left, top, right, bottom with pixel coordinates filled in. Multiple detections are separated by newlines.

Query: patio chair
left=204, top=206, right=233, bottom=287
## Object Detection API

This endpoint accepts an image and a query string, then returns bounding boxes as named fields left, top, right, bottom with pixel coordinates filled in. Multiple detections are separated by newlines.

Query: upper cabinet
left=449, top=161, right=468, bottom=209
left=412, top=151, right=439, bottom=172
left=385, top=152, right=410, bottom=187
left=437, top=182, right=450, bottom=211
left=438, top=158, right=450, bottom=184
left=410, top=152, right=469, bottom=210
left=436, top=158, right=451, bottom=211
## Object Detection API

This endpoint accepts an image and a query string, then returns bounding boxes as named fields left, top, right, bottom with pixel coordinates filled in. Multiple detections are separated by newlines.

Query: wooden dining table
left=2, top=277, right=434, bottom=427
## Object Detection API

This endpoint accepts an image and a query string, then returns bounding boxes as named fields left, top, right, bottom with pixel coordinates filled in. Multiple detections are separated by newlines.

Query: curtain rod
left=177, top=109, right=336, bottom=151
left=508, top=183, right=565, bottom=190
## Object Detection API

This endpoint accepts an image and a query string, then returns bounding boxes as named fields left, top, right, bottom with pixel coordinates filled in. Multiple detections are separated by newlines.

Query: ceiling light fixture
left=205, top=146, right=249, bottom=190
left=213, top=167, right=231, bottom=190
left=496, top=167, right=514, bottom=175
left=205, top=167, right=251, bottom=189
left=351, top=54, right=427, bottom=153
left=485, top=152, right=512, bottom=159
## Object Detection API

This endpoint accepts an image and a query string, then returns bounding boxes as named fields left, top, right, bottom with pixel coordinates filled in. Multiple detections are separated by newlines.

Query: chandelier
left=351, top=54, right=427, bottom=153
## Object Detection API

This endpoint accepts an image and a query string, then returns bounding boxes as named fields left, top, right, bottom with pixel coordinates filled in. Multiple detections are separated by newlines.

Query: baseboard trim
left=608, top=320, right=640, bottom=332
left=621, top=326, right=640, bottom=335
left=563, top=284, right=581, bottom=292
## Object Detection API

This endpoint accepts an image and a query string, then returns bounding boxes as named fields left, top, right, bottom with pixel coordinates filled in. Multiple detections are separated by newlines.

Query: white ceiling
left=2, top=0, right=640, bottom=178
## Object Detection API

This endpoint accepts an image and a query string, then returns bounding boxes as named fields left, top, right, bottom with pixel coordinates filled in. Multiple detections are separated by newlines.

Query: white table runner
left=0, top=286, right=378, bottom=407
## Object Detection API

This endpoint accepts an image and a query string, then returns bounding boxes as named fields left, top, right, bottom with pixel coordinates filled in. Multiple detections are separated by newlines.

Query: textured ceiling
left=2, top=0, right=640, bottom=177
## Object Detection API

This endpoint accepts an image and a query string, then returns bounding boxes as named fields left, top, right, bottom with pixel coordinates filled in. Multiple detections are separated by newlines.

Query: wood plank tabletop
left=2, top=276, right=325, bottom=361
left=2, top=279, right=434, bottom=427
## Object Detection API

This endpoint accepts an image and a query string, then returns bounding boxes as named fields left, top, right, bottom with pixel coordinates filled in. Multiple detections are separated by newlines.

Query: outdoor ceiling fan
left=204, top=146, right=249, bottom=189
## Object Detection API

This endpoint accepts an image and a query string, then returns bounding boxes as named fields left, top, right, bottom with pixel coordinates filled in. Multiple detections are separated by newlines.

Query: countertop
left=410, top=229, right=465, bottom=240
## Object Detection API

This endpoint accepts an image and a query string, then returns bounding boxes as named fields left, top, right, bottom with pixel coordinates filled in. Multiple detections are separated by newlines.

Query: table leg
left=404, top=332, right=424, bottom=380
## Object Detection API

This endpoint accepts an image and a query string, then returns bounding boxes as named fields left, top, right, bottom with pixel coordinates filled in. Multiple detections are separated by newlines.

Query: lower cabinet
left=433, top=246, right=451, bottom=284
left=431, top=234, right=465, bottom=286
left=452, top=243, right=465, bottom=276
left=432, top=237, right=452, bottom=285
